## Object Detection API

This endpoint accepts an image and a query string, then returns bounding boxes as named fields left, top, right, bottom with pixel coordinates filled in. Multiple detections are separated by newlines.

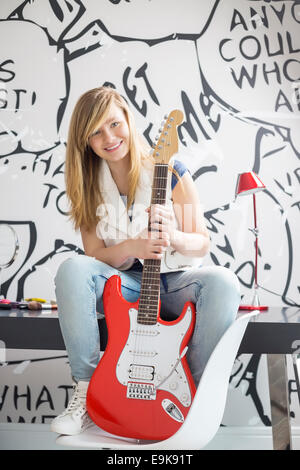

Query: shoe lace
left=63, top=383, right=87, bottom=416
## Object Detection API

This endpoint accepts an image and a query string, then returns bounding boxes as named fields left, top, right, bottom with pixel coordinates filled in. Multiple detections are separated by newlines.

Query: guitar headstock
left=151, top=109, right=184, bottom=164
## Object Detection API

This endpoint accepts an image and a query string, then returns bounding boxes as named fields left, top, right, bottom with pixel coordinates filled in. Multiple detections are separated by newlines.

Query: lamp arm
left=253, top=193, right=258, bottom=289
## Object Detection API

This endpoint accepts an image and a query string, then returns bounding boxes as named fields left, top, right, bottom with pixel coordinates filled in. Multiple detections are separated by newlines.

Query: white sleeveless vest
left=96, top=158, right=202, bottom=272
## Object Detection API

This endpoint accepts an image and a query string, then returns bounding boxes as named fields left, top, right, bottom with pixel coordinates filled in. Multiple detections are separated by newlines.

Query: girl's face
left=88, top=102, right=130, bottom=164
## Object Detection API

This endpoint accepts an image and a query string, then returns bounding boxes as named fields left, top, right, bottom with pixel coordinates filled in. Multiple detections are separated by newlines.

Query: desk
left=1, top=306, right=300, bottom=450
left=238, top=307, right=300, bottom=451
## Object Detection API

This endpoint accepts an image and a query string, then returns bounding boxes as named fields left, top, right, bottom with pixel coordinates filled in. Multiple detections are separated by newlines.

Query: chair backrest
left=163, top=312, right=257, bottom=449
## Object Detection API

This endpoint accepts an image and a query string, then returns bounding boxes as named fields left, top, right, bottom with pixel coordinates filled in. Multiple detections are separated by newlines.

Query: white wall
left=0, top=0, right=300, bottom=433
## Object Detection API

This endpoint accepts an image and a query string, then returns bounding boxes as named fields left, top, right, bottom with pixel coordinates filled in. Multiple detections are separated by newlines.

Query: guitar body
left=86, top=275, right=196, bottom=440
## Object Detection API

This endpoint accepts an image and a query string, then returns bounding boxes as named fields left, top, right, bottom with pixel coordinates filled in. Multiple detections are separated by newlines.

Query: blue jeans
left=55, top=255, right=240, bottom=386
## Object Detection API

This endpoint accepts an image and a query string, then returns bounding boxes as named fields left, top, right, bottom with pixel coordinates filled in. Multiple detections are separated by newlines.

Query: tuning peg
left=155, top=135, right=160, bottom=140
left=158, top=127, right=163, bottom=133
left=164, top=114, right=168, bottom=119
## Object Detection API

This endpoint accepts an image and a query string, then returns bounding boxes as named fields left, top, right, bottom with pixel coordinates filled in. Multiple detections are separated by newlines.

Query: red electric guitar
left=86, top=110, right=196, bottom=441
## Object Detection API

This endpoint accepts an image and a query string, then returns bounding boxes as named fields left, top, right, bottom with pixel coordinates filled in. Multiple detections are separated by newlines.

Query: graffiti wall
left=0, top=0, right=300, bottom=432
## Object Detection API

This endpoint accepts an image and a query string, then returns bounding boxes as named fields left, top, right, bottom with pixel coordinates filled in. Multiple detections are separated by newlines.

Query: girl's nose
left=102, top=127, right=115, bottom=143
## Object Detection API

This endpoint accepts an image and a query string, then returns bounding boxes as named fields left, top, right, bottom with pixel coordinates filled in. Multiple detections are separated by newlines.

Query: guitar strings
left=131, top=116, right=171, bottom=386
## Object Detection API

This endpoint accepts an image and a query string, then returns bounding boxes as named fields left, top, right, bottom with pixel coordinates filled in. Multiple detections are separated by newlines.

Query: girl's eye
left=90, top=121, right=119, bottom=138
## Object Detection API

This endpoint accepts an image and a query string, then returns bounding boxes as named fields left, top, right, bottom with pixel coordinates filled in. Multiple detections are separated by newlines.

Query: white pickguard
left=116, top=306, right=193, bottom=407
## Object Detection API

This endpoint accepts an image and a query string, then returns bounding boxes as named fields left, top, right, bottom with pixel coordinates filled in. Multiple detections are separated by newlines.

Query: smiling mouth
left=105, top=140, right=123, bottom=152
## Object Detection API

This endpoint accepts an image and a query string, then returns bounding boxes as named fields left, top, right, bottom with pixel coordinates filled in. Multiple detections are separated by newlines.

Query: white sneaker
left=51, top=381, right=94, bottom=435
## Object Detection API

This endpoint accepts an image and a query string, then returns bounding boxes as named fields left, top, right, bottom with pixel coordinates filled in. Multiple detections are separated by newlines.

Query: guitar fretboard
left=137, top=164, right=169, bottom=325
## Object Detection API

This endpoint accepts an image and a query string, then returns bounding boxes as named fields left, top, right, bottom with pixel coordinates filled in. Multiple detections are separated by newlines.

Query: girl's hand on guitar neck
left=146, top=204, right=176, bottom=244
left=130, top=218, right=170, bottom=260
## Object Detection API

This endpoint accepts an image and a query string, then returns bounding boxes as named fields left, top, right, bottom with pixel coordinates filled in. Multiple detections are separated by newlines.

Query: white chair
left=56, top=312, right=257, bottom=450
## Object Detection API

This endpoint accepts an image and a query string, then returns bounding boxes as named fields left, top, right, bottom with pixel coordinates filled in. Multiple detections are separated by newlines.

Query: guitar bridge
left=127, top=382, right=156, bottom=400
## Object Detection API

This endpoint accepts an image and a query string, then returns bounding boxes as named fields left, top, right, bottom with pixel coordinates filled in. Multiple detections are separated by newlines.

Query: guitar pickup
left=129, top=364, right=155, bottom=381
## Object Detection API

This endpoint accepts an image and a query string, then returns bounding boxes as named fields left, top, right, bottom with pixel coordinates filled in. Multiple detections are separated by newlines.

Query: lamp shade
left=235, top=171, right=266, bottom=197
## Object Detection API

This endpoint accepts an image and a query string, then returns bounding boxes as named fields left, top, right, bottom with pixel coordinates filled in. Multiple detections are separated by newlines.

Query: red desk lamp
left=235, top=172, right=268, bottom=311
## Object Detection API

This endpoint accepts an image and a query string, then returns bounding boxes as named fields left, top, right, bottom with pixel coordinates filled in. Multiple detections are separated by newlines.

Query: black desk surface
left=1, top=306, right=300, bottom=354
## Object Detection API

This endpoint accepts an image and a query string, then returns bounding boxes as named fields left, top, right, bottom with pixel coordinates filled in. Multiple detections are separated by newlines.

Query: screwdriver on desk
left=27, top=301, right=57, bottom=310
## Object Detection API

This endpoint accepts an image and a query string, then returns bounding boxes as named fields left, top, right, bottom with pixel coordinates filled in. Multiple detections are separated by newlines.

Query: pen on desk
left=0, top=301, right=28, bottom=309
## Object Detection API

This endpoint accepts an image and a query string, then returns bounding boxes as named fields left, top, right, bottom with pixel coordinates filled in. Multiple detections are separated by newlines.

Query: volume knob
left=181, top=393, right=189, bottom=403
left=169, top=381, right=178, bottom=391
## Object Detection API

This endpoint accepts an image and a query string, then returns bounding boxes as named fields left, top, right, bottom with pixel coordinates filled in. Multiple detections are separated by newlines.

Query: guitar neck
left=137, top=163, right=169, bottom=325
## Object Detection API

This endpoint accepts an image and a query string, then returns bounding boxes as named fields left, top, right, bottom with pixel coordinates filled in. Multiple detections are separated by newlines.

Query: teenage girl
left=51, top=86, right=240, bottom=435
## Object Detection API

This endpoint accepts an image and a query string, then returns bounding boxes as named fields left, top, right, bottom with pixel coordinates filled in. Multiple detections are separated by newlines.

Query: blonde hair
left=65, top=86, right=151, bottom=230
